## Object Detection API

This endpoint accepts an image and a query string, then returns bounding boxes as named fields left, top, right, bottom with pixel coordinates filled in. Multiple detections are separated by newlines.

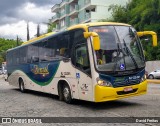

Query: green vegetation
left=47, top=22, right=56, bottom=33
left=102, top=0, right=160, bottom=61
left=0, top=38, right=22, bottom=65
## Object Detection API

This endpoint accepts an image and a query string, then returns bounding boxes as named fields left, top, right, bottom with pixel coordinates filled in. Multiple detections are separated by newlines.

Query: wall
left=146, top=61, right=160, bottom=73
left=91, top=0, right=129, bottom=6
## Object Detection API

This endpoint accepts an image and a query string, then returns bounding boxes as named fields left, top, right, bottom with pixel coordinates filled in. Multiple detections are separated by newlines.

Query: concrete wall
left=90, top=0, right=129, bottom=21
left=146, top=61, right=160, bottom=73
left=92, top=5, right=111, bottom=20
left=91, top=0, right=129, bottom=6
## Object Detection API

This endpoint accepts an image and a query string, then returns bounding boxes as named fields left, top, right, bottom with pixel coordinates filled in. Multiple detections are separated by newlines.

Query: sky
left=0, top=0, right=60, bottom=41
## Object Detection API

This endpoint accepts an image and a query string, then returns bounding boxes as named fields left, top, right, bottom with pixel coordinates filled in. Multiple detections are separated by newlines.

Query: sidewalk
left=147, top=79, right=160, bottom=84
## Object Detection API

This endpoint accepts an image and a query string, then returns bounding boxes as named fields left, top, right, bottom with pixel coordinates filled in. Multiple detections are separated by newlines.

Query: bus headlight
left=140, top=75, right=146, bottom=82
left=96, top=78, right=112, bottom=87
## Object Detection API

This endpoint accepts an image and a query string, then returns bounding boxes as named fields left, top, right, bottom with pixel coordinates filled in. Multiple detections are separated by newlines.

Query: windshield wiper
left=113, top=43, right=121, bottom=72
left=123, top=39, right=139, bottom=69
left=113, top=29, right=126, bottom=72
left=129, top=27, right=145, bottom=62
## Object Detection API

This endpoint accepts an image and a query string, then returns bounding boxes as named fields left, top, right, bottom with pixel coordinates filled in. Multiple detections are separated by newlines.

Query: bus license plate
left=124, top=87, right=133, bottom=92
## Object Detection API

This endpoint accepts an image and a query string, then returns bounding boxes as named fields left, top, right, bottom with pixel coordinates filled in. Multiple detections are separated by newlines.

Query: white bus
left=7, top=22, right=157, bottom=103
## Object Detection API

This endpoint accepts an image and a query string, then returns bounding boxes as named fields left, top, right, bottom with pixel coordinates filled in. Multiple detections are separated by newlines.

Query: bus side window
left=75, top=44, right=91, bottom=75
left=19, top=46, right=27, bottom=64
left=58, top=33, right=70, bottom=58
left=27, top=43, right=39, bottom=63
left=70, top=29, right=91, bottom=76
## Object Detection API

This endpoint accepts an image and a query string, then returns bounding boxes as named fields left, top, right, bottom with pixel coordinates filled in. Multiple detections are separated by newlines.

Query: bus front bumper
left=94, top=80, right=147, bottom=102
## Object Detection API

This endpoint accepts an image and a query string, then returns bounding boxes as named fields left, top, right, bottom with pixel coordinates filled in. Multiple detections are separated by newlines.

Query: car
left=0, top=68, right=2, bottom=75
left=3, top=69, right=7, bottom=75
left=148, top=70, right=160, bottom=79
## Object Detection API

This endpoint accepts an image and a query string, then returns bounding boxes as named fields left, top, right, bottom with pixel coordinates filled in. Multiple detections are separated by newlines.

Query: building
left=51, top=0, right=128, bottom=31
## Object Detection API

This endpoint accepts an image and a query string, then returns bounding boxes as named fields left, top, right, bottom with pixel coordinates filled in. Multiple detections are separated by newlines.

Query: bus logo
left=31, top=64, right=49, bottom=77
left=120, top=64, right=125, bottom=70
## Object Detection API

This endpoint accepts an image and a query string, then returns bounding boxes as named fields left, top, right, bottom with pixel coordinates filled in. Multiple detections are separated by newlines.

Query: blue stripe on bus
left=99, top=70, right=145, bottom=88
left=8, top=60, right=60, bottom=86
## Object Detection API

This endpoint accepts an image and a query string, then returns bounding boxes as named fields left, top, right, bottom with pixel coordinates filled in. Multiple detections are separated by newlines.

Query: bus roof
left=7, top=22, right=131, bottom=52
left=7, top=31, right=66, bottom=52
left=67, top=22, right=131, bottom=31
left=22, top=32, right=56, bottom=45
left=21, top=22, right=130, bottom=46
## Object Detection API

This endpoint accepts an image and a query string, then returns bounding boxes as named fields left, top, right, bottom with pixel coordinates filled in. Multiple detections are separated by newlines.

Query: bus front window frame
left=88, top=25, right=145, bottom=76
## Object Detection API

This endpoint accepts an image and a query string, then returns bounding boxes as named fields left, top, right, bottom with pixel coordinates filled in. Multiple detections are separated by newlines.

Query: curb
left=147, top=79, right=160, bottom=84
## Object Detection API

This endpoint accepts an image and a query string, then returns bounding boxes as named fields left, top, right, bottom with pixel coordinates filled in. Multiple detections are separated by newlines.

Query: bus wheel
left=62, top=84, right=72, bottom=104
left=19, top=79, right=25, bottom=93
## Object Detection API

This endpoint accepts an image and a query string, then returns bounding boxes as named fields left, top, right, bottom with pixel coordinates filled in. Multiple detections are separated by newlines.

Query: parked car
left=0, top=68, right=2, bottom=75
left=148, top=70, right=160, bottom=79
left=3, top=69, right=7, bottom=75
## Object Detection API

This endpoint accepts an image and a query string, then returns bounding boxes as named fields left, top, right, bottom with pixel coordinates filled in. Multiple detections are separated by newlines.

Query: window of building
left=60, top=19, right=65, bottom=27
left=86, top=10, right=90, bottom=13
left=91, top=8, right=96, bottom=12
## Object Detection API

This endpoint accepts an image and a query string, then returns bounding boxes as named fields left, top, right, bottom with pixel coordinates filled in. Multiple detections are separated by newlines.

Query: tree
left=0, top=38, right=22, bottom=65
left=107, top=0, right=160, bottom=33
left=47, top=22, right=56, bottom=33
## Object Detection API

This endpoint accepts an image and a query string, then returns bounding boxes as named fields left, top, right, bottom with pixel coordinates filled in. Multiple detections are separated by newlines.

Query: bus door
left=74, top=43, right=93, bottom=101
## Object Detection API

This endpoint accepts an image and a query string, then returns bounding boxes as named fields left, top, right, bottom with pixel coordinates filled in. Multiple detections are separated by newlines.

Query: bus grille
left=113, top=80, right=140, bottom=88
left=117, top=89, right=138, bottom=95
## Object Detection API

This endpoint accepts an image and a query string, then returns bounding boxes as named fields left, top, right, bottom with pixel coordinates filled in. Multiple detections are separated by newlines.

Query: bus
left=6, top=22, right=157, bottom=103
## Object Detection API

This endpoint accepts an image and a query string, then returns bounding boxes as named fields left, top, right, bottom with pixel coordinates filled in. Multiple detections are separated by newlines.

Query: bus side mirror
left=83, top=32, right=100, bottom=50
left=137, top=31, right=158, bottom=47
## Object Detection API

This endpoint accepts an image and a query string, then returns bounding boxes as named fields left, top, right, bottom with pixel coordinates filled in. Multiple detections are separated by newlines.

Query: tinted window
left=39, top=34, right=71, bottom=62
left=7, top=51, right=13, bottom=66
left=71, top=29, right=91, bottom=75
left=75, top=45, right=90, bottom=69
left=39, top=38, right=57, bottom=61
left=12, top=49, right=19, bottom=65
left=19, top=46, right=27, bottom=64
left=28, top=43, right=39, bottom=63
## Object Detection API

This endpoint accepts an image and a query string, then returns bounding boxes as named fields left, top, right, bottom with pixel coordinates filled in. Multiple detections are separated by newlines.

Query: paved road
left=0, top=75, right=160, bottom=126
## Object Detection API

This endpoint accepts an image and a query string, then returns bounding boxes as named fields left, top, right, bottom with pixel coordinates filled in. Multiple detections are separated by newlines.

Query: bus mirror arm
left=137, top=31, right=158, bottom=46
left=83, top=32, right=100, bottom=50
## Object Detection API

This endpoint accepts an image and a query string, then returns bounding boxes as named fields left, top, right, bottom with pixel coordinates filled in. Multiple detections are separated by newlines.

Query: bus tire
left=19, top=79, right=25, bottom=93
left=62, top=84, right=72, bottom=104
left=58, top=84, right=64, bottom=101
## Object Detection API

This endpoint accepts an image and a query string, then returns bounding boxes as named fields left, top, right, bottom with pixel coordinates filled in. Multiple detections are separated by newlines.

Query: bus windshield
left=89, top=26, right=145, bottom=75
